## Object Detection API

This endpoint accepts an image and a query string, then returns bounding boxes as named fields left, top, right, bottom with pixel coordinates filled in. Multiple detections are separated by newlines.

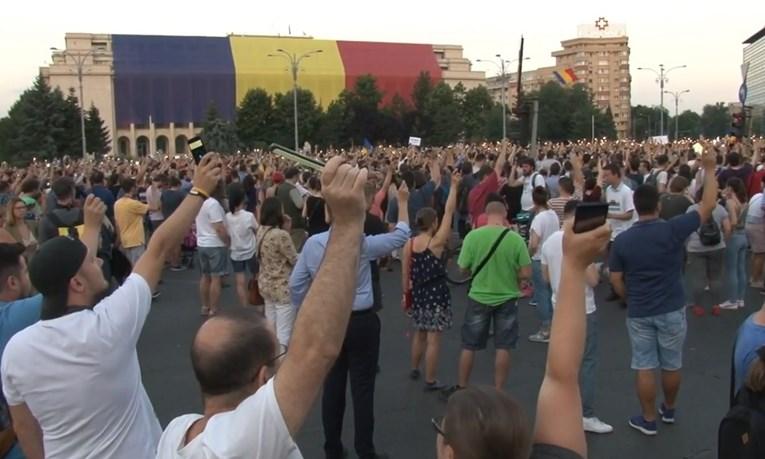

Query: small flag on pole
left=553, top=68, right=578, bottom=86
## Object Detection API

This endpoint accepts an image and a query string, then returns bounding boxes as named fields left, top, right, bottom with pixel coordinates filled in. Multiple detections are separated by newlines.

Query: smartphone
left=188, top=136, right=206, bottom=164
left=269, top=144, right=325, bottom=171
left=573, top=202, right=609, bottom=234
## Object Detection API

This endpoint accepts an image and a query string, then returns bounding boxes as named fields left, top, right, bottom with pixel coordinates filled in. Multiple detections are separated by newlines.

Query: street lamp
left=636, top=64, right=687, bottom=137
left=51, top=47, right=99, bottom=157
left=664, top=89, right=690, bottom=140
left=476, top=55, right=530, bottom=141
left=268, top=49, right=323, bottom=152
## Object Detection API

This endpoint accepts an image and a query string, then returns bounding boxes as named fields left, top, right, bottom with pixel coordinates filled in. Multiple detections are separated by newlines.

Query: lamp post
left=51, top=47, right=98, bottom=157
left=268, top=49, right=323, bottom=152
left=476, top=55, right=530, bottom=141
left=664, top=89, right=690, bottom=140
left=636, top=64, right=686, bottom=137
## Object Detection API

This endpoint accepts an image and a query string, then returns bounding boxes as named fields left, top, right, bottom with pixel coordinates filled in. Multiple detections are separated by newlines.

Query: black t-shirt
left=659, top=194, right=693, bottom=221
left=530, top=444, right=584, bottom=459
left=161, top=189, right=185, bottom=219
left=364, top=213, right=387, bottom=283
left=306, top=195, right=330, bottom=236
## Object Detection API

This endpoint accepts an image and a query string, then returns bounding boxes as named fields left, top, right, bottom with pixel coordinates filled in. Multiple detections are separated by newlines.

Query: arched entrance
left=118, top=137, right=130, bottom=156
left=175, top=135, right=188, bottom=154
left=136, top=136, right=150, bottom=157
left=156, top=135, right=169, bottom=156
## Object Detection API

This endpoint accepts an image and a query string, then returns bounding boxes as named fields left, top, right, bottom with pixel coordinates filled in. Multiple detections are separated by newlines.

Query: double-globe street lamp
left=475, top=55, right=530, bottom=141
left=50, top=47, right=100, bottom=157
left=664, top=89, right=690, bottom=140
left=268, top=49, right=323, bottom=152
left=636, top=64, right=687, bottom=137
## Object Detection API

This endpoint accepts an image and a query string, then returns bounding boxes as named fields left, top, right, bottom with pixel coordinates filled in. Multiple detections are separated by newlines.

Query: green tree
left=236, top=88, right=274, bottom=149
left=272, top=89, right=322, bottom=149
left=411, top=72, right=434, bottom=139
left=630, top=105, right=669, bottom=140
left=346, top=75, right=383, bottom=144
left=378, top=93, right=411, bottom=145
left=533, top=82, right=571, bottom=141
left=85, top=104, right=111, bottom=155
left=700, top=102, right=730, bottom=138
left=316, top=94, right=350, bottom=148
left=669, top=110, right=702, bottom=139
left=201, top=104, right=239, bottom=154
left=428, top=82, right=462, bottom=145
left=0, top=117, right=11, bottom=161
left=461, top=86, right=494, bottom=142
left=55, top=88, right=84, bottom=157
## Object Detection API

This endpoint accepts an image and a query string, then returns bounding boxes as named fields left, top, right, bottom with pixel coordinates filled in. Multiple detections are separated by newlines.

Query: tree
left=533, top=82, right=571, bottom=141
left=345, top=75, right=383, bottom=144
left=700, top=102, right=730, bottom=138
left=669, top=110, right=701, bottom=139
left=236, top=88, right=274, bottom=150
left=85, top=104, right=111, bottom=155
left=271, top=89, right=322, bottom=149
left=316, top=92, right=351, bottom=148
left=630, top=105, right=668, bottom=140
left=201, top=104, right=239, bottom=154
left=428, top=82, right=462, bottom=145
left=378, top=93, right=411, bottom=146
left=411, top=72, right=435, bottom=139
left=461, top=86, right=495, bottom=142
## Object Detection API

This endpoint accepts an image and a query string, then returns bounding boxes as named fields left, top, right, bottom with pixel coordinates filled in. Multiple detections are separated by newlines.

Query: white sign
left=408, top=136, right=422, bottom=146
left=650, top=135, right=669, bottom=145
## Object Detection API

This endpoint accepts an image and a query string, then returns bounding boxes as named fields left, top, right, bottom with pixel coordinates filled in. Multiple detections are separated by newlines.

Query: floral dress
left=256, top=225, right=297, bottom=304
left=410, top=241, right=453, bottom=332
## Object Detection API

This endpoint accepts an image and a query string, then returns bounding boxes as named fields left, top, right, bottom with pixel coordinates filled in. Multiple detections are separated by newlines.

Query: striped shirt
left=548, top=191, right=582, bottom=225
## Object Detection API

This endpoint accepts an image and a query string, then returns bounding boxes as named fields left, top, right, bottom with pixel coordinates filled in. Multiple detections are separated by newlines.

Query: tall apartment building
left=744, top=26, right=765, bottom=131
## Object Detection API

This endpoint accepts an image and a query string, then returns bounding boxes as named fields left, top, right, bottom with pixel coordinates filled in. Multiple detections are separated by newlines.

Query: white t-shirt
left=1, top=274, right=161, bottom=459
left=225, top=210, right=258, bottom=261
left=156, top=378, right=302, bottom=459
left=146, top=185, right=164, bottom=221
left=196, top=198, right=226, bottom=248
left=529, top=209, right=560, bottom=261
left=605, top=182, right=635, bottom=240
left=541, top=230, right=596, bottom=314
left=521, top=173, right=547, bottom=211
left=748, top=193, right=764, bottom=224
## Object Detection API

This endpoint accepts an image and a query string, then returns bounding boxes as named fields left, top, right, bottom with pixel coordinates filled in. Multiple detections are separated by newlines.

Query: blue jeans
left=725, top=230, right=749, bottom=302
left=581, top=313, right=598, bottom=417
left=532, top=260, right=552, bottom=329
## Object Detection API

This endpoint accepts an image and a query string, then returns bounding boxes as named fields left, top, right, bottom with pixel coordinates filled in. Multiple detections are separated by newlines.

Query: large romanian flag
left=553, top=68, right=578, bottom=86
left=111, top=35, right=444, bottom=128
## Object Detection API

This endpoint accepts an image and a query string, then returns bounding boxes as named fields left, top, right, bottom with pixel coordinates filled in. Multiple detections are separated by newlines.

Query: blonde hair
left=5, top=198, right=25, bottom=227
left=745, top=348, right=765, bottom=393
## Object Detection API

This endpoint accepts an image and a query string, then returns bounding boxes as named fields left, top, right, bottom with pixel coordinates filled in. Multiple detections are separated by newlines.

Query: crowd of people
left=0, top=135, right=762, bottom=458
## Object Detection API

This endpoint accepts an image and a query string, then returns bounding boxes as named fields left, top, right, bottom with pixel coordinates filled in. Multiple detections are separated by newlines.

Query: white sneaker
left=583, top=417, right=614, bottom=434
left=719, top=301, right=739, bottom=310
left=737, top=300, right=746, bottom=309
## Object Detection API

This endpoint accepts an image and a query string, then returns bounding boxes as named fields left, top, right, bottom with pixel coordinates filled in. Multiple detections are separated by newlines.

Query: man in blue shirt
left=734, top=303, right=765, bottom=393
left=88, top=171, right=116, bottom=223
left=0, top=243, right=42, bottom=459
left=609, top=148, right=717, bottom=436
left=290, top=182, right=411, bottom=459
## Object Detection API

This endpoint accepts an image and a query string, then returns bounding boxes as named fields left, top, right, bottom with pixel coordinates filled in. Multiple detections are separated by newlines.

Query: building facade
left=744, top=26, right=765, bottom=130
left=483, top=19, right=632, bottom=138
left=41, top=33, right=485, bottom=157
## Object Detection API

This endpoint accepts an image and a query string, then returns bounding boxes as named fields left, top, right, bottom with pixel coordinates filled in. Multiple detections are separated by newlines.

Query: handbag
left=248, top=228, right=274, bottom=306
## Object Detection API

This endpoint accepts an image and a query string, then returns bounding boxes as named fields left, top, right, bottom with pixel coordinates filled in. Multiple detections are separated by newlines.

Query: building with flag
left=41, top=33, right=485, bottom=156
left=486, top=18, right=631, bottom=138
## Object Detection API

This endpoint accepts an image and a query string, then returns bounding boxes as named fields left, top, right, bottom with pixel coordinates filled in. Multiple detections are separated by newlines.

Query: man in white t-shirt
left=541, top=199, right=613, bottom=435
left=146, top=175, right=166, bottom=232
left=155, top=157, right=369, bottom=459
left=512, top=157, right=547, bottom=212
left=195, top=188, right=230, bottom=316
left=528, top=187, right=560, bottom=343
left=1, top=155, right=223, bottom=459
left=601, top=163, right=635, bottom=302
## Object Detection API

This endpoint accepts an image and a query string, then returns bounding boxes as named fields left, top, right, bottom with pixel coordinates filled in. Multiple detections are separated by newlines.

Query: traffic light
left=731, top=112, right=746, bottom=138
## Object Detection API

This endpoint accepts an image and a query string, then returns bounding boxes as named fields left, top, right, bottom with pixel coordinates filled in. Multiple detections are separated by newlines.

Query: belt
left=351, top=308, right=375, bottom=317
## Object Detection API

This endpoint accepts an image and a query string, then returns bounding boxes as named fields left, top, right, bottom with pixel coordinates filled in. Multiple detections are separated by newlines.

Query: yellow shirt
left=115, top=197, right=149, bottom=249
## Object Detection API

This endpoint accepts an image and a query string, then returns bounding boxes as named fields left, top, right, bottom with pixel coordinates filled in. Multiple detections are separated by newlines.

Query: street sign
left=739, top=83, right=748, bottom=105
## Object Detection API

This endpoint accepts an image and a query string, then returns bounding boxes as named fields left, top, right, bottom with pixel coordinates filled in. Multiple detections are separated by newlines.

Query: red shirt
left=468, top=171, right=499, bottom=223
left=748, top=169, right=765, bottom=199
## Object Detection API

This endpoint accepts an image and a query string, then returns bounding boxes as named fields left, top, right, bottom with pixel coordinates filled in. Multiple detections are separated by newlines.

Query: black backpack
left=698, top=216, right=722, bottom=246
left=718, top=389, right=765, bottom=459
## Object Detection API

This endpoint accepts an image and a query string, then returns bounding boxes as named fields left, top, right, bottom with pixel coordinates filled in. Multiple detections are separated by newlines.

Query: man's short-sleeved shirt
left=605, top=183, right=635, bottom=240
left=541, top=231, right=596, bottom=314
left=196, top=198, right=226, bottom=248
left=115, top=197, right=149, bottom=249
left=458, top=226, right=531, bottom=306
left=468, top=171, right=500, bottom=222
left=1, top=274, right=161, bottom=459
left=530, top=209, right=560, bottom=261
left=609, top=213, right=700, bottom=318
left=733, top=314, right=765, bottom=392
left=156, top=378, right=302, bottom=458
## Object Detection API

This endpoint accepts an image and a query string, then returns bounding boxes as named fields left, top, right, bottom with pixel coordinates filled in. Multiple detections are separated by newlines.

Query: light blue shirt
left=734, top=314, right=765, bottom=392
left=289, top=222, right=411, bottom=311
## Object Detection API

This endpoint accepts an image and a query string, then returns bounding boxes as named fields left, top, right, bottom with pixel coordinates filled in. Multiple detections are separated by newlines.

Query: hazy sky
left=2, top=0, right=763, bottom=117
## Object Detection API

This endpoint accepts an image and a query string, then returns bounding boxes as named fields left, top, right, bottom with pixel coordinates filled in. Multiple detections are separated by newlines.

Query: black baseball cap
left=29, top=237, right=87, bottom=320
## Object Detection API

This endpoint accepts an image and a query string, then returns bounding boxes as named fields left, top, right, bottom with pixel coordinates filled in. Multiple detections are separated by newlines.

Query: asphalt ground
left=138, top=261, right=756, bottom=459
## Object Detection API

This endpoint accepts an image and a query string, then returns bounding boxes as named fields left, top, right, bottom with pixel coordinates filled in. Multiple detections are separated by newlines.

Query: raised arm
left=534, top=222, right=610, bottom=457
left=494, top=141, right=508, bottom=178
left=275, top=157, right=367, bottom=436
left=433, top=171, right=461, bottom=247
left=133, top=154, right=221, bottom=292
left=697, top=144, right=720, bottom=223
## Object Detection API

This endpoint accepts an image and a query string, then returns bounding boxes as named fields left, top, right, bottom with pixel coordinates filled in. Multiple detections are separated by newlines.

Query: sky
left=1, top=0, right=763, bottom=117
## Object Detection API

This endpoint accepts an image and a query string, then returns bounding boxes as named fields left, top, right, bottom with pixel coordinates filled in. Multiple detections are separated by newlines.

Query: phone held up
left=188, top=136, right=206, bottom=165
left=573, top=202, right=609, bottom=234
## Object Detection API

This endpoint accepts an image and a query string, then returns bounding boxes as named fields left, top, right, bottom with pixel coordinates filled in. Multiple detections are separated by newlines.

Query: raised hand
left=562, top=220, right=610, bottom=271
left=397, top=181, right=410, bottom=203
left=83, top=195, right=106, bottom=230
left=193, top=153, right=224, bottom=197
left=321, top=156, right=368, bottom=227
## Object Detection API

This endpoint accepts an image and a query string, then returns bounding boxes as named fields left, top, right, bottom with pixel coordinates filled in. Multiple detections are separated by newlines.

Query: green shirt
left=458, top=226, right=531, bottom=306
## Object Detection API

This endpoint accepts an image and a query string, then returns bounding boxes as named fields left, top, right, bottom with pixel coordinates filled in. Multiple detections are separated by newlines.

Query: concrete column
left=149, top=120, right=156, bottom=156
left=169, top=122, right=176, bottom=156
left=129, top=123, right=136, bottom=158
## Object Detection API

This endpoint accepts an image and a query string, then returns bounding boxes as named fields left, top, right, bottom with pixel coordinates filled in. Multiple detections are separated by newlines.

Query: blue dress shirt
left=289, top=222, right=411, bottom=311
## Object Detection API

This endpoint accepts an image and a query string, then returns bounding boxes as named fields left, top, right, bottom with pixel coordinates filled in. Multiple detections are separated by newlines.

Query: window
left=92, top=41, right=107, bottom=51
left=435, top=51, right=445, bottom=60
left=598, top=60, right=609, bottom=65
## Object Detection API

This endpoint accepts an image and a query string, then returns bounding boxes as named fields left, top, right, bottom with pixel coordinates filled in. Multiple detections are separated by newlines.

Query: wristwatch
left=189, top=187, right=209, bottom=199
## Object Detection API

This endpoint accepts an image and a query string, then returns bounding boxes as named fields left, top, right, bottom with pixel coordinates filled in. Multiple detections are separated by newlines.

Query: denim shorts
left=461, top=298, right=519, bottom=351
left=231, top=257, right=256, bottom=274
left=626, top=308, right=687, bottom=371
left=198, top=247, right=228, bottom=276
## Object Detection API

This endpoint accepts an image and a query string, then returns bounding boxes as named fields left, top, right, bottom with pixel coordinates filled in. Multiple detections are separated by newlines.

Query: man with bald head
left=442, top=199, right=532, bottom=398
left=156, top=157, right=370, bottom=458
